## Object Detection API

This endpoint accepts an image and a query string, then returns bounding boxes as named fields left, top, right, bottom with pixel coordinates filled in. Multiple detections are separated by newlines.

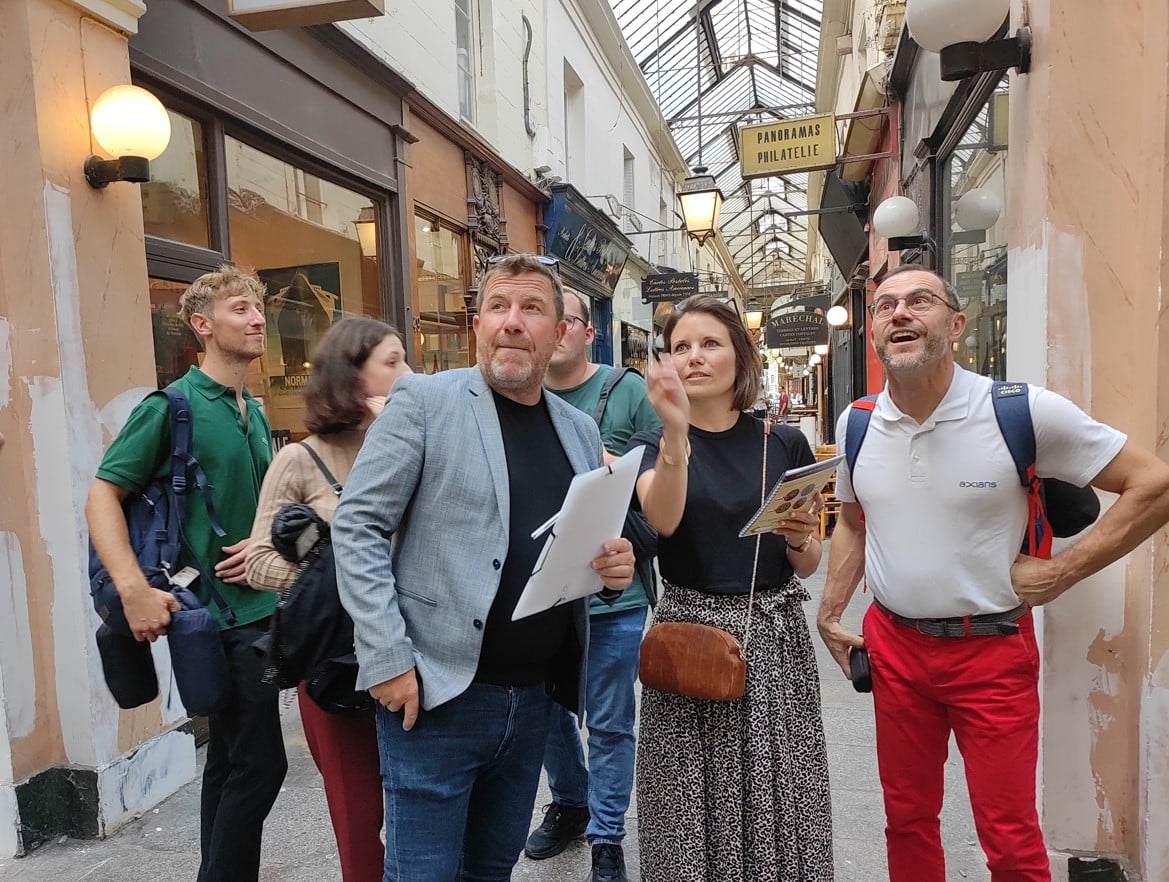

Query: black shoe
left=524, top=802, right=590, bottom=860
left=591, top=843, right=628, bottom=882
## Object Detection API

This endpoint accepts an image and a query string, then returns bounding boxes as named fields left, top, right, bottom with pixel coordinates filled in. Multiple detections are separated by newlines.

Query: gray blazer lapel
left=547, top=399, right=593, bottom=474
left=468, top=369, right=510, bottom=526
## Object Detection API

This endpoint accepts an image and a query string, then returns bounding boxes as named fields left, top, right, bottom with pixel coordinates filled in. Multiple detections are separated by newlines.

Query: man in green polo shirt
left=86, top=265, right=284, bottom=882
left=526, top=287, right=660, bottom=882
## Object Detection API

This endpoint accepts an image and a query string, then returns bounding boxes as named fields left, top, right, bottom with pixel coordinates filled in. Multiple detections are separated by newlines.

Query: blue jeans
left=542, top=606, right=647, bottom=845
left=376, top=682, right=553, bottom=882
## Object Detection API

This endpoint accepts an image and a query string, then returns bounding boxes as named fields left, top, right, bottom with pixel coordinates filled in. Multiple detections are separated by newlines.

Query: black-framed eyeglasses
left=868, top=290, right=959, bottom=320
left=487, top=253, right=560, bottom=275
left=564, top=315, right=589, bottom=329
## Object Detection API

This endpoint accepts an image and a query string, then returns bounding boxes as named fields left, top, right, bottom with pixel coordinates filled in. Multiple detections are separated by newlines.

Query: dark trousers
left=197, top=621, right=288, bottom=882
left=299, top=684, right=384, bottom=881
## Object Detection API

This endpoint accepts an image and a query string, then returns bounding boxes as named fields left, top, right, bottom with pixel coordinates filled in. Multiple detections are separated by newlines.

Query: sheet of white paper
left=511, top=446, right=645, bottom=621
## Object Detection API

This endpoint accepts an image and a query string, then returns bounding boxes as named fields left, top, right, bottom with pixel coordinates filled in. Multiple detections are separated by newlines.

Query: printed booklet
left=739, top=454, right=844, bottom=538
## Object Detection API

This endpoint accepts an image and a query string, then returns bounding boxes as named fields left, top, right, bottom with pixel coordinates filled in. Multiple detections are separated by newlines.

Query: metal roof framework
left=610, top=0, right=823, bottom=288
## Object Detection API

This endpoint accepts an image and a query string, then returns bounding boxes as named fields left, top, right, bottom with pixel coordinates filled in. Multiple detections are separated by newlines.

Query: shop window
left=141, top=110, right=210, bottom=248
left=455, top=0, right=477, bottom=123
left=145, top=113, right=390, bottom=442
left=414, top=215, right=471, bottom=374
left=945, top=83, right=1008, bottom=380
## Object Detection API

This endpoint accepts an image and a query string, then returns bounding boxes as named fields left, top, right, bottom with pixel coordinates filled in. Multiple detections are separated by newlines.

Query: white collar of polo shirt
left=874, top=363, right=978, bottom=429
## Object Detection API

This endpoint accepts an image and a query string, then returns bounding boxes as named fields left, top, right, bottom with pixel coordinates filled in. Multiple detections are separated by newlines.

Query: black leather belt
left=874, top=598, right=1027, bottom=638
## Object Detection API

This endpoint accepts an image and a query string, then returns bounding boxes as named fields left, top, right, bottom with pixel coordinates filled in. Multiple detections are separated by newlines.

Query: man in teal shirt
left=525, top=288, right=660, bottom=882
left=86, top=266, right=283, bottom=882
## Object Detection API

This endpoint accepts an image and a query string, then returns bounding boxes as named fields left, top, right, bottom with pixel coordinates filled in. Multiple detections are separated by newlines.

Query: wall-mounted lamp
left=951, top=187, right=1002, bottom=245
left=825, top=305, right=849, bottom=328
left=744, top=310, right=763, bottom=332
left=678, top=167, right=725, bottom=245
left=813, top=343, right=829, bottom=356
left=354, top=206, right=377, bottom=258
left=906, top=0, right=1030, bottom=82
left=809, top=353, right=822, bottom=366
left=84, top=85, right=171, bottom=189
left=872, top=195, right=936, bottom=255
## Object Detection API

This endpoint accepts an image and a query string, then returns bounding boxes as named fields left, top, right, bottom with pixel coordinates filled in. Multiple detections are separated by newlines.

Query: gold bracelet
left=790, top=533, right=814, bottom=553
left=660, top=436, right=691, bottom=467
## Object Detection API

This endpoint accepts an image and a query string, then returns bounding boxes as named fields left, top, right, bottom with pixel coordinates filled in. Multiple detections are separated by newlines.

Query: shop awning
left=841, top=61, right=890, bottom=182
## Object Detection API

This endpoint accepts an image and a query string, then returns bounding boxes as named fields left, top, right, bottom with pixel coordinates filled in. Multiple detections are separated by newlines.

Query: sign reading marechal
left=228, top=0, right=384, bottom=31
left=740, top=114, right=836, bottom=178
left=765, top=312, right=829, bottom=348
left=641, top=272, right=699, bottom=304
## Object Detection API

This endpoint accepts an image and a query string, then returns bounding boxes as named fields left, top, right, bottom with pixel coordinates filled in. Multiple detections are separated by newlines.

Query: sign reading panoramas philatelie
left=740, top=114, right=837, bottom=178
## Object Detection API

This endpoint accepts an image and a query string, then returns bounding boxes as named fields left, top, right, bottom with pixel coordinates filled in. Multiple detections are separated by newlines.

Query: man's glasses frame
left=868, top=290, right=959, bottom=320
left=563, top=314, right=589, bottom=330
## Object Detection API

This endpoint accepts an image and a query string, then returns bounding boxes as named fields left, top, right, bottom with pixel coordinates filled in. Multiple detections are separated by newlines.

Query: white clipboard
left=511, top=446, right=645, bottom=621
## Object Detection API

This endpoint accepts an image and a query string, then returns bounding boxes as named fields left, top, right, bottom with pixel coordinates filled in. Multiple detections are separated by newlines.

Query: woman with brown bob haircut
left=628, top=294, right=833, bottom=881
left=246, top=316, right=411, bottom=881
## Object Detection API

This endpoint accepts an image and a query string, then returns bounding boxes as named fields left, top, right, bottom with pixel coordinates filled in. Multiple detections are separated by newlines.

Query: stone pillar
left=1007, top=1, right=1169, bottom=878
left=0, top=0, right=195, bottom=856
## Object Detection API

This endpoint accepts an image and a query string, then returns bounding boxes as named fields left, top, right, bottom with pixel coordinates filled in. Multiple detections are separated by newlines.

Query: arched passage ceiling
left=609, top=0, right=823, bottom=288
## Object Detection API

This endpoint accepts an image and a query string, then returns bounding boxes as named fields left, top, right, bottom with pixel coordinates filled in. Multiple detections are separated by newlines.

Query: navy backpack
left=89, top=388, right=233, bottom=715
left=844, top=381, right=1100, bottom=558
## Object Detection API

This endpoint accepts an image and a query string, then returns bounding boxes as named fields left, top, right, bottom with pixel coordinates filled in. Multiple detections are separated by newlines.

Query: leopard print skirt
left=636, top=578, right=833, bottom=882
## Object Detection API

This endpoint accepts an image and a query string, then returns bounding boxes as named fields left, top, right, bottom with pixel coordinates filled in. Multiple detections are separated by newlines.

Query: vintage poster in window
left=259, top=263, right=342, bottom=405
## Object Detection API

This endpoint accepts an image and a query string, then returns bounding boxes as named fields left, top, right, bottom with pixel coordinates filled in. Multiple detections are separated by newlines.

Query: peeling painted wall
left=1008, top=0, right=1169, bottom=876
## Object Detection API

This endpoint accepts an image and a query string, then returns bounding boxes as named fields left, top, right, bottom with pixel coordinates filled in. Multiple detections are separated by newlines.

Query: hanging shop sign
left=228, top=0, right=384, bottom=31
left=641, top=272, right=699, bottom=303
left=545, top=183, right=632, bottom=297
left=765, top=311, right=829, bottom=348
left=740, top=114, right=837, bottom=178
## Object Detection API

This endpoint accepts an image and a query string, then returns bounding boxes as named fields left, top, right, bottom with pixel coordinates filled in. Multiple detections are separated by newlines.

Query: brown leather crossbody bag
left=638, top=422, right=768, bottom=702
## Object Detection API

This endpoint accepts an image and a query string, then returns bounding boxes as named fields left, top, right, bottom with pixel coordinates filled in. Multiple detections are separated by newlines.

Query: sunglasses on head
left=487, top=254, right=560, bottom=274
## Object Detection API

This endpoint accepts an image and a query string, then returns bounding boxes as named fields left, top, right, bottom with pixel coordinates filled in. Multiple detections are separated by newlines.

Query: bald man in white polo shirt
left=818, top=266, right=1169, bottom=882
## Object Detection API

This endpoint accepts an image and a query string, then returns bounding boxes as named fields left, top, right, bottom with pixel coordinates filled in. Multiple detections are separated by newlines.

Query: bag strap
left=844, top=395, right=878, bottom=475
left=742, top=420, right=767, bottom=652
left=591, top=367, right=631, bottom=425
left=299, top=442, right=343, bottom=496
left=160, top=387, right=235, bottom=626
left=990, top=381, right=1051, bottom=557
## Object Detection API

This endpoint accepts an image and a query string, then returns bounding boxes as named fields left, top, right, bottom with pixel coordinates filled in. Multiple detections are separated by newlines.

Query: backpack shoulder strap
left=300, top=442, right=343, bottom=496
left=990, top=381, right=1034, bottom=488
left=163, top=387, right=226, bottom=538
left=592, top=367, right=631, bottom=425
left=844, top=395, right=879, bottom=475
left=162, top=387, right=236, bottom=625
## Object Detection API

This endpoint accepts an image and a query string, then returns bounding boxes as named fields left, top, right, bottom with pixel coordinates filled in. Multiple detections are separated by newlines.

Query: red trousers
left=863, top=603, right=1050, bottom=882
left=298, top=686, right=384, bottom=882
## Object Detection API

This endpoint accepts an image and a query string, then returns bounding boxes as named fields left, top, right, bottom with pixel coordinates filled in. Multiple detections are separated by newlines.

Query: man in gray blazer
left=334, top=253, right=635, bottom=882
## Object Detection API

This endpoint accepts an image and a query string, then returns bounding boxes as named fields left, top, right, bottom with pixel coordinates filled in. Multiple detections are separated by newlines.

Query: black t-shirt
left=630, top=413, right=815, bottom=596
left=475, top=391, right=577, bottom=686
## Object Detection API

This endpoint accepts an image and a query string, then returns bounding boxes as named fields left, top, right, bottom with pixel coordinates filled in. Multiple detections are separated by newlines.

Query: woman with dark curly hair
left=246, top=316, right=411, bottom=882
left=630, top=294, right=832, bottom=882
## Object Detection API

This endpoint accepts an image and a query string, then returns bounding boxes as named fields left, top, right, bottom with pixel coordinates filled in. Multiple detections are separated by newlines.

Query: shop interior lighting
left=906, top=0, right=1031, bottom=83
left=354, top=206, right=378, bottom=258
left=84, top=85, right=172, bottom=189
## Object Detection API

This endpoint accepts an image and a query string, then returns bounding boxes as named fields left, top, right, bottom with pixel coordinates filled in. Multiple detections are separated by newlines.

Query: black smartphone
left=850, top=647, right=872, bottom=693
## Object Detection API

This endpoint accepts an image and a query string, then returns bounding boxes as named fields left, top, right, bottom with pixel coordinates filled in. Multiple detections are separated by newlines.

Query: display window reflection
left=146, top=123, right=390, bottom=443
left=141, top=110, right=210, bottom=248
left=945, top=82, right=1008, bottom=379
left=413, top=215, right=471, bottom=373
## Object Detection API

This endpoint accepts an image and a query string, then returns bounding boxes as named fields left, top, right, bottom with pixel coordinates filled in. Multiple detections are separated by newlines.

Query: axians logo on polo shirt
left=959, top=480, right=998, bottom=488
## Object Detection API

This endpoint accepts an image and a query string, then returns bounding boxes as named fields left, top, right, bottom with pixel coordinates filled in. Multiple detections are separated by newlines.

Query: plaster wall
left=0, top=0, right=195, bottom=852
left=1006, top=1, right=1169, bottom=876
left=546, top=0, right=702, bottom=288
left=341, top=0, right=546, bottom=174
